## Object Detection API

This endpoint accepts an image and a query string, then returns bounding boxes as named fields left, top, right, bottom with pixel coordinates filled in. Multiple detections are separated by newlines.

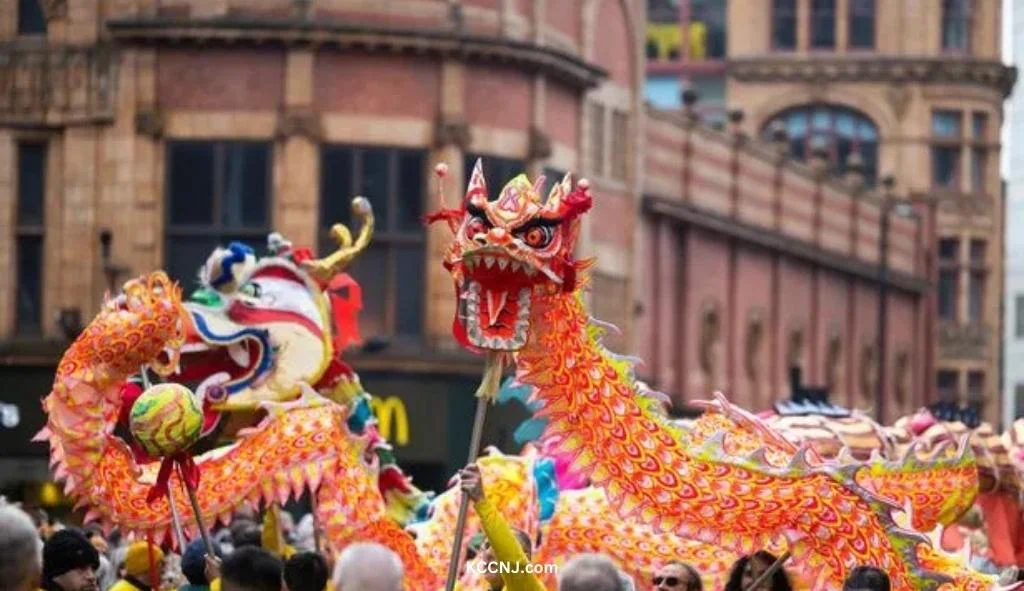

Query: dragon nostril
left=474, top=236, right=487, bottom=246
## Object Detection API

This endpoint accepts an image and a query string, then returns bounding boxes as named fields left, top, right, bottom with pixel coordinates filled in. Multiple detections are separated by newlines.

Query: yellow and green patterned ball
left=129, top=383, right=203, bottom=457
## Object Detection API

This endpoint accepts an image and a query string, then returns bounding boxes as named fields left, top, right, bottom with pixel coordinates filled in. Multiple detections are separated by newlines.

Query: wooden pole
left=166, top=485, right=188, bottom=552
left=178, top=463, right=216, bottom=557
left=743, top=551, right=792, bottom=591
left=444, top=352, right=503, bottom=591
left=310, top=488, right=322, bottom=554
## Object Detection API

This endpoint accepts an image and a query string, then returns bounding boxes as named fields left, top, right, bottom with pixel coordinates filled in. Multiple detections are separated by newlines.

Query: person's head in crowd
left=0, top=505, right=44, bottom=591
left=558, top=554, right=625, bottom=591
left=724, top=552, right=792, bottom=591
left=220, top=547, right=283, bottom=591
left=121, top=541, right=165, bottom=582
left=42, top=528, right=100, bottom=591
left=475, top=526, right=533, bottom=589
left=182, top=538, right=221, bottom=587
left=652, top=561, right=702, bottom=591
left=843, top=566, right=891, bottom=591
left=333, top=543, right=403, bottom=591
left=284, top=552, right=328, bottom=591
left=232, top=522, right=263, bottom=550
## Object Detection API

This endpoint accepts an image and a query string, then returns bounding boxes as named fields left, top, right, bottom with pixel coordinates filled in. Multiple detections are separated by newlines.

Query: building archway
left=760, top=104, right=880, bottom=183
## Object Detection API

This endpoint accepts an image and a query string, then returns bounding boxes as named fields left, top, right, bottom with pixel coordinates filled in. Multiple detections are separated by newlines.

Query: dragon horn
left=301, top=197, right=374, bottom=282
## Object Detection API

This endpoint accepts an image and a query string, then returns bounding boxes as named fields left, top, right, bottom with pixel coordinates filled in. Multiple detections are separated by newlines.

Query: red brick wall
left=731, top=245, right=773, bottom=409
left=157, top=49, right=285, bottom=110
left=814, top=269, right=851, bottom=400
left=546, top=83, right=581, bottom=148
left=315, top=53, right=439, bottom=118
left=464, top=66, right=531, bottom=131
left=593, top=0, right=633, bottom=88
left=775, top=258, right=814, bottom=393
left=546, top=0, right=582, bottom=46
left=682, top=228, right=729, bottom=400
left=591, top=189, right=634, bottom=249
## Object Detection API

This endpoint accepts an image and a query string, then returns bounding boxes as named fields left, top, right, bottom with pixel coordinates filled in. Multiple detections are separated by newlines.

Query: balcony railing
left=0, top=42, right=118, bottom=128
left=938, top=322, right=992, bottom=360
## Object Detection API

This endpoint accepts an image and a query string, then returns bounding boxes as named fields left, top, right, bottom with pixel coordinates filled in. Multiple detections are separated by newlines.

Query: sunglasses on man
left=652, top=575, right=684, bottom=587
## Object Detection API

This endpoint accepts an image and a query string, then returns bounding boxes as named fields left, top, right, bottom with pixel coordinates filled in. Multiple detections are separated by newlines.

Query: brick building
left=0, top=0, right=931, bottom=493
left=645, top=0, right=1016, bottom=425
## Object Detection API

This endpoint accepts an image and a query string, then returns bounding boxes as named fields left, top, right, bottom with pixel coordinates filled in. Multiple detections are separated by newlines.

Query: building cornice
left=105, top=17, right=607, bottom=90
left=728, top=56, right=1017, bottom=99
left=643, top=196, right=929, bottom=295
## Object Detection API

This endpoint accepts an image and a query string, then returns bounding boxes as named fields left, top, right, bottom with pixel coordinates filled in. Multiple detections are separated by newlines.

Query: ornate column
left=274, top=49, right=320, bottom=250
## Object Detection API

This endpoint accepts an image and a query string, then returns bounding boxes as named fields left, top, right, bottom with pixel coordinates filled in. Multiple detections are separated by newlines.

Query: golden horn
left=301, top=197, right=374, bottom=282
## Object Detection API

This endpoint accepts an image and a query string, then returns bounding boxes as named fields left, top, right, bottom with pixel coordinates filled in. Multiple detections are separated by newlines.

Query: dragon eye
left=240, top=282, right=262, bottom=298
left=520, top=226, right=554, bottom=248
left=466, top=217, right=489, bottom=237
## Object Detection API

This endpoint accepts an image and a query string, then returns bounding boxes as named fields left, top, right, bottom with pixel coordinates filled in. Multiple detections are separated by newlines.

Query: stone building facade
left=0, top=0, right=933, bottom=491
left=647, top=0, right=1015, bottom=425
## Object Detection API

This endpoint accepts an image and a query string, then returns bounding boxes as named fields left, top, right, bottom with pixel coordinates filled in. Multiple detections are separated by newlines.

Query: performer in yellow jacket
left=456, top=462, right=546, bottom=591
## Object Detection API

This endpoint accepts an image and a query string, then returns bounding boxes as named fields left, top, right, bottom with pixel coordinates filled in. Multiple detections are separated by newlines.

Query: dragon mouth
left=458, top=250, right=547, bottom=350
left=171, top=312, right=273, bottom=396
left=173, top=338, right=268, bottom=394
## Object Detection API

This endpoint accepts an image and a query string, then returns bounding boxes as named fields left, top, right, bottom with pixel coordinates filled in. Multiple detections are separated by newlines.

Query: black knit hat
left=43, top=528, right=100, bottom=580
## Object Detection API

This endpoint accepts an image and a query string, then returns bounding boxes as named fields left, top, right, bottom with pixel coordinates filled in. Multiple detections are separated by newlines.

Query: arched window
left=761, top=104, right=879, bottom=183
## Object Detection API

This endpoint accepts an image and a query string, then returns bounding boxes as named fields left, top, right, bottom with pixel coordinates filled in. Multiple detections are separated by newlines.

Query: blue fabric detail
left=211, top=242, right=253, bottom=288
left=347, top=396, right=374, bottom=434
left=533, top=457, right=558, bottom=522
left=497, top=377, right=549, bottom=445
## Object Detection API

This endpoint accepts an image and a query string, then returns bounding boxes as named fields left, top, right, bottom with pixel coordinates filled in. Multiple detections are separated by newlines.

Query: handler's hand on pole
left=459, top=463, right=484, bottom=502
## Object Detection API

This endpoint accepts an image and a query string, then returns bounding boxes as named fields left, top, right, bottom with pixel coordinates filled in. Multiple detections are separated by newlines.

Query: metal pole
left=167, top=485, right=188, bottom=552
left=743, top=551, right=792, bottom=591
left=444, top=351, right=502, bottom=591
left=876, top=198, right=890, bottom=422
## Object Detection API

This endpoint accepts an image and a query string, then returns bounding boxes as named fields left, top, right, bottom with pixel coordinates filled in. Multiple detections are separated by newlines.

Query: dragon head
left=427, top=159, right=592, bottom=351
left=166, top=198, right=372, bottom=434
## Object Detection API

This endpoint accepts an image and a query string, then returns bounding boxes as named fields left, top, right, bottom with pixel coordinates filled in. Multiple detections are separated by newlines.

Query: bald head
left=0, top=505, right=43, bottom=591
left=559, top=554, right=625, bottom=591
left=333, top=543, right=403, bottom=591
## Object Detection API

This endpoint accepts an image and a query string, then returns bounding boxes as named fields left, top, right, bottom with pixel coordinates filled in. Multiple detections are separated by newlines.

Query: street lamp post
left=876, top=177, right=894, bottom=422
left=876, top=177, right=919, bottom=422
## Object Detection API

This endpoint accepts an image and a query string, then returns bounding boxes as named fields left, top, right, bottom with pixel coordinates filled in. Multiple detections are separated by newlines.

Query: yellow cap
left=123, top=541, right=165, bottom=577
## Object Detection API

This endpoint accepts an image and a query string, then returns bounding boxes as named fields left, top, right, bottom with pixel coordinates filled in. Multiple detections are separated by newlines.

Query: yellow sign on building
left=371, top=396, right=409, bottom=446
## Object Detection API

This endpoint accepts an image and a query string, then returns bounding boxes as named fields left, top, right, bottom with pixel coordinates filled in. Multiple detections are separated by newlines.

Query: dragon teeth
left=484, top=256, right=495, bottom=268
left=497, top=258, right=508, bottom=270
left=510, top=261, right=522, bottom=272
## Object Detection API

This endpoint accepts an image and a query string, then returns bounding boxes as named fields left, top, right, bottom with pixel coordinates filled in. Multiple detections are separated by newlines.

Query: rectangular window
left=18, top=0, right=46, bottom=35
left=937, top=370, right=958, bottom=402
left=972, top=112, right=988, bottom=140
left=463, top=155, right=526, bottom=198
left=937, top=238, right=959, bottom=322
left=967, top=371, right=984, bottom=402
left=939, top=238, right=960, bottom=261
left=967, top=239, right=986, bottom=323
left=971, top=148, right=987, bottom=192
left=848, top=0, right=875, bottom=48
left=165, top=141, right=272, bottom=292
left=942, top=0, right=971, bottom=52
left=969, top=239, right=986, bottom=265
left=1016, top=295, right=1024, bottom=338
left=772, top=0, right=797, bottom=50
left=1016, top=384, right=1024, bottom=418
left=938, top=270, right=959, bottom=321
left=932, top=146, right=960, bottom=188
left=590, top=103, right=606, bottom=177
left=610, top=110, right=629, bottom=181
left=933, top=111, right=962, bottom=138
left=16, top=142, right=47, bottom=335
left=690, top=0, right=727, bottom=60
left=810, top=0, right=836, bottom=48
left=968, top=270, right=984, bottom=322
left=321, top=146, right=427, bottom=340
